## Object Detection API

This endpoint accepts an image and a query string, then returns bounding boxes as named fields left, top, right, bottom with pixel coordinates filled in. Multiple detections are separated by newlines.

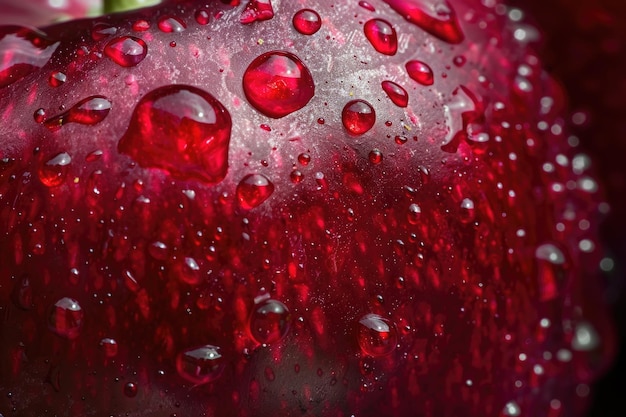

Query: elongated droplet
left=364, top=19, right=397, bottom=55
left=157, top=16, right=187, bottom=33
left=44, top=96, right=112, bottom=131
left=382, top=0, right=464, bottom=44
left=381, top=80, right=409, bottom=107
left=406, top=60, right=434, bottom=86
left=118, top=85, right=231, bottom=184
left=104, top=36, right=147, bottom=67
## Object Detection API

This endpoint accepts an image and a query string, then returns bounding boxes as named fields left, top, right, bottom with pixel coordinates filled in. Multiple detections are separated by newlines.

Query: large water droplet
left=176, top=345, right=225, bottom=384
left=292, top=9, right=322, bottom=35
left=118, top=85, right=231, bottom=184
left=406, top=60, right=434, bottom=86
left=48, top=297, right=84, bottom=339
left=0, top=26, right=59, bottom=88
left=38, top=152, right=71, bottom=187
left=342, top=99, right=376, bottom=135
left=236, top=173, right=275, bottom=209
left=357, top=314, right=398, bottom=356
left=364, top=19, right=397, bottom=55
left=104, top=36, right=147, bottom=67
left=240, top=0, right=275, bottom=24
left=44, top=96, right=112, bottom=131
left=382, top=0, right=464, bottom=44
left=157, top=16, right=187, bottom=33
left=381, top=80, right=409, bottom=107
left=242, top=51, right=315, bottom=118
left=249, top=296, right=291, bottom=345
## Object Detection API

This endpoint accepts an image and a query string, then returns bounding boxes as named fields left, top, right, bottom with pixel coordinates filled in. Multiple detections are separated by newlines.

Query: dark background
left=509, top=0, right=626, bottom=414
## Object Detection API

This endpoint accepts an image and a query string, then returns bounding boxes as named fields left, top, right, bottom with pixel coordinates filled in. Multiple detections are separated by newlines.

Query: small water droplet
left=290, top=170, right=304, bottom=183
left=240, top=0, right=274, bottom=24
left=148, top=241, right=169, bottom=261
left=104, top=36, right=147, bottom=67
left=44, top=96, right=112, bottom=131
left=236, top=173, right=275, bottom=209
left=357, top=313, right=397, bottom=356
left=535, top=243, right=568, bottom=301
left=292, top=9, right=322, bottom=35
left=242, top=51, right=315, bottom=118
left=118, top=85, right=231, bottom=184
left=459, top=197, right=475, bottom=223
left=369, top=149, right=383, bottom=164
left=297, top=153, right=311, bottom=165
left=157, top=16, right=187, bottom=33
left=406, top=60, right=434, bottom=86
left=48, top=71, right=66, bottom=87
left=48, top=297, right=83, bottom=339
left=382, top=0, right=464, bottom=44
left=359, top=1, right=376, bottom=12
left=176, top=345, right=225, bottom=384
left=394, top=135, right=408, bottom=145
left=99, top=338, right=118, bottom=357
left=33, top=108, right=46, bottom=123
left=0, top=26, right=59, bottom=88
left=381, top=80, right=408, bottom=107
left=133, top=20, right=150, bottom=32
left=501, top=401, right=521, bottom=417
left=453, top=55, right=466, bottom=67
left=407, top=203, right=421, bottom=224
left=174, top=257, right=201, bottom=285
left=38, top=152, right=71, bottom=187
left=123, top=382, right=138, bottom=398
left=91, top=23, right=117, bottom=41
left=249, top=296, right=291, bottom=345
left=195, top=9, right=211, bottom=25
left=342, top=99, right=375, bottom=135
left=364, top=19, right=397, bottom=55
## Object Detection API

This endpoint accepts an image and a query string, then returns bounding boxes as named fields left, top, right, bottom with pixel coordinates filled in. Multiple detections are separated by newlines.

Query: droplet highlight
left=104, top=36, right=147, bottom=67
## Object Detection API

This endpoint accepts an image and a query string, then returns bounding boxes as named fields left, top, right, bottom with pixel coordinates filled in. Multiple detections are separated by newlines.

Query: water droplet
left=290, top=170, right=304, bottom=183
left=242, top=51, right=315, bottom=118
left=33, top=108, right=46, bottom=123
left=91, top=22, right=117, bottom=41
left=359, top=1, right=376, bottom=12
left=381, top=80, right=409, bottom=107
left=236, top=173, right=275, bottom=209
left=157, top=16, right=187, bottom=33
left=394, top=135, right=408, bottom=145
left=99, top=338, right=119, bottom=357
left=48, top=71, right=66, bottom=87
left=118, top=85, right=231, bottom=184
left=501, top=401, right=521, bottom=417
left=44, top=96, right=112, bottom=131
left=104, top=36, right=147, bottom=67
left=195, top=9, right=211, bottom=25
left=38, top=152, right=71, bottom=187
left=249, top=296, right=291, bottom=345
left=240, top=0, right=274, bottom=24
left=453, top=55, right=466, bottom=67
left=369, top=149, right=383, bottom=164
left=175, top=257, right=201, bottom=285
left=535, top=243, right=568, bottom=301
left=297, top=153, right=311, bottom=166
left=363, top=19, right=397, bottom=55
left=406, top=60, right=434, bottom=86
left=0, top=26, right=59, bottom=88
left=382, top=0, right=464, bottom=44
left=357, top=314, right=397, bottom=356
left=407, top=203, right=422, bottom=224
left=292, top=9, right=322, bottom=35
left=176, top=345, right=225, bottom=384
left=342, top=99, right=375, bottom=135
left=48, top=297, right=84, bottom=339
left=123, top=382, right=138, bottom=398
left=459, top=197, right=475, bottom=223
left=133, top=20, right=150, bottom=31
left=442, top=85, right=479, bottom=148
left=148, top=241, right=169, bottom=261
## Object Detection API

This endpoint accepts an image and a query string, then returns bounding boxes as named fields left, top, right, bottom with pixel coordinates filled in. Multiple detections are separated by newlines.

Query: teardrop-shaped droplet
left=237, top=173, right=275, bottom=209
left=176, top=345, right=225, bottom=385
left=0, top=26, right=59, bottom=88
left=406, top=60, right=434, bottom=86
left=364, top=19, right=397, bottom=55
left=118, top=85, right=232, bottom=184
left=44, top=96, right=112, bottom=131
left=357, top=313, right=398, bottom=356
left=243, top=51, right=315, bottom=118
left=48, top=297, right=84, bottom=339
left=249, top=296, right=291, bottom=345
left=240, top=0, right=274, bottom=24
left=292, top=9, right=322, bottom=35
left=381, top=80, right=409, bottom=107
left=382, top=0, right=464, bottom=44
left=157, top=15, right=187, bottom=33
left=38, top=152, right=71, bottom=187
left=104, top=36, right=147, bottom=67
left=342, top=99, right=376, bottom=135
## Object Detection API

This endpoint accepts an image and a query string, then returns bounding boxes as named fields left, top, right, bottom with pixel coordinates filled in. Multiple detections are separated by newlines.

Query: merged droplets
left=176, top=345, right=225, bottom=385
left=117, top=85, right=232, bottom=184
left=249, top=296, right=291, bottom=345
left=157, top=15, right=187, bottom=33
left=382, top=0, right=464, bottom=44
left=104, top=36, right=147, bottom=67
left=381, top=80, right=409, bottom=107
left=48, top=297, right=84, bottom=339
left=236, top=173, right=275, bottom=209
left=357, top=314, right=397, bottom=356
left=0, top=26, right=59, bottom=88
left=406, top=60, right=434, bottom=86
left=38, top=152, right=71, bottom=187
left=242, top=51, right=315, bottom=118
left=44, top=96, right=112, bottom=131
left=240, top=0, right=275, bottom=24
left=292, top=9, right=322, bottom=35
left=342, top=99, right=376, bottom=135
left=363, top=19, right=397, bottom=55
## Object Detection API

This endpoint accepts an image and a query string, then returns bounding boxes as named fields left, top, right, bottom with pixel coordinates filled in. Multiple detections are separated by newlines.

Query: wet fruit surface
left=0, top=1, right=617, bottom=416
